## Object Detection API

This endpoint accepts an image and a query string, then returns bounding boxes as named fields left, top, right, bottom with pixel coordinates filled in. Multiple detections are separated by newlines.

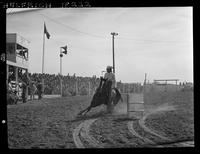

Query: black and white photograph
left=5, top=6, right=194, bottom=149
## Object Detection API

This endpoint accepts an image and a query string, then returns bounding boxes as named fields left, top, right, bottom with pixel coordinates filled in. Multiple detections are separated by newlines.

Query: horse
left=77, top=77, right=123, bottom=116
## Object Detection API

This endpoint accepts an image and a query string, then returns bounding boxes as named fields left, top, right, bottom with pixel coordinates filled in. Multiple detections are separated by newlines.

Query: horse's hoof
left=76, top=114, right=82, bottom=118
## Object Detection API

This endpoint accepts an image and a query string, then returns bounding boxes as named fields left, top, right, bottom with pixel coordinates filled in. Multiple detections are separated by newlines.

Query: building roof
left=7, top=33, right=30, bottom=49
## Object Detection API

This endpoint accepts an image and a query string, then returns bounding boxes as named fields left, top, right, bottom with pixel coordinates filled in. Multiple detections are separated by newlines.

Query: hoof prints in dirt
left=73, top=119, right=101, bottom=148
left=80, top=119, right=102, bottom=148
left=89, top=115, right=185, bottom=148
left=131, top=120, right=168, bottom=145
left=73, top=122, right=85, bottom=148
left=74, top=116, right=194, bottom=148
left=127, top=121, right=156, bottom=147
left=90, top=116, right=146, bottom=148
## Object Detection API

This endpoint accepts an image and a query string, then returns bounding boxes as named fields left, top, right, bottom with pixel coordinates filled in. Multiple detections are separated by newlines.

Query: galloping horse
left=77, top=77, right=123, bottom=116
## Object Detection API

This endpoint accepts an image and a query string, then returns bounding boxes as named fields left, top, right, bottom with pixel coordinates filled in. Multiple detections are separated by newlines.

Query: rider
left=104, top=66, right=116, bottom=89
left=103, top=66, right=116, bottom=113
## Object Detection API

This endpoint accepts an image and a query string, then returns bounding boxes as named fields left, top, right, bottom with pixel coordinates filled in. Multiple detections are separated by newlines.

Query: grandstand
left=6, top=33, right=30, bottom=98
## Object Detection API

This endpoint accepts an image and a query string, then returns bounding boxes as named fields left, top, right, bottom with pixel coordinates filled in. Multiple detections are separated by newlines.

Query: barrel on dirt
left=127, top=93, right=144, bottom=119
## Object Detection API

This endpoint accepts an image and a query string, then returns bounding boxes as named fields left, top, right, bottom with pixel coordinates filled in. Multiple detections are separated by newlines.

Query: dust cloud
left=113, top=102, right=127, bottom=115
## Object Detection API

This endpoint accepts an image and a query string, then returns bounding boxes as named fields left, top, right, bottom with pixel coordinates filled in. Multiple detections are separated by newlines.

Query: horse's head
left=96, top=77, right=108, bottom=92
left=100, top=76, right=108, bottom=83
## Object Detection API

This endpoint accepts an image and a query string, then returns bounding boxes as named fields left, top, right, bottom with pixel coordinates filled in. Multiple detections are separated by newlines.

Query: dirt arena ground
left=7, top=90, right=194, bottom=148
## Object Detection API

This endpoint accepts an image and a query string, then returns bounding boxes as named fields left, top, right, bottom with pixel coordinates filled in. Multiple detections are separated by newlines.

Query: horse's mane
left=102, top=80, right=112, bottom=94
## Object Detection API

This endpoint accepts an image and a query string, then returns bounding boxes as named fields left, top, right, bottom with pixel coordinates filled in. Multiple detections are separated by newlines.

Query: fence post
left=127, top=93, right=129, bottom=118
left=88, top=81, right=91, bottom=96
left=75, top=80, right=78, bottom=95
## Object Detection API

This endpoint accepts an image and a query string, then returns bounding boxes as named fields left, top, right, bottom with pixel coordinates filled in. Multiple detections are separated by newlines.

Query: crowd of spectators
left=29, top=73, right=101, bottom=96
left=28, top=73, right=144, bottom=96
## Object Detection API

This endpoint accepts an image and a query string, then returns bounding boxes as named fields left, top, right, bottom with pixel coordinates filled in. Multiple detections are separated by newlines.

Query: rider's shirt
left=104, top=72, right=116, bottom=88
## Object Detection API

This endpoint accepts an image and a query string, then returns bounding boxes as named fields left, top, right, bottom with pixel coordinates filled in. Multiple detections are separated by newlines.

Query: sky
left=6, top=7, right=193, bottom=83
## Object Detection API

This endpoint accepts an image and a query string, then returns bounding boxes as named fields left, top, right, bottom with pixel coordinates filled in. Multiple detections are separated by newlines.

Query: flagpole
left=60, top=47, right=63, bottom=97
left=42, top=23, right=45, bottom=74
left=42, top=22, right=45, bottom=94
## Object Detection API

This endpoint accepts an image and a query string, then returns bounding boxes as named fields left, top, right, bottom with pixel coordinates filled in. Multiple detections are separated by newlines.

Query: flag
left=61, top=45, right=67, bottom=54
left=44, top=22, right=50, bottom=39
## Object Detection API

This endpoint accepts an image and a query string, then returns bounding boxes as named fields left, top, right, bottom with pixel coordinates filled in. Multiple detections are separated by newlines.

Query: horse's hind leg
left=83, top=106, right=92, bottom=116
left=77, top=108, right=87, bottom=116
left=77, top=106, right=90, bottom=116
